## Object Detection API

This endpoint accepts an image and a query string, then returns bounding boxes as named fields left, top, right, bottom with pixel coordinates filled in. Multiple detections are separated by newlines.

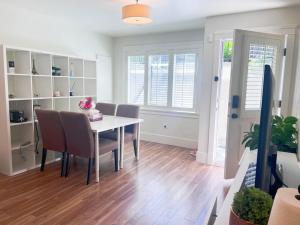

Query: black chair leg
left=40, top=148, right=47, bottom=172
left=92, top=158, right=95, bottom=168
left=65, top=153, right=70, bottom=177
left=87, top=158, right=92, bottom=185
left=113, top=149, right=119, bottom=171
left=61, top=152, right=66, bottom=177
left=133, top=139, right=137, bottom=157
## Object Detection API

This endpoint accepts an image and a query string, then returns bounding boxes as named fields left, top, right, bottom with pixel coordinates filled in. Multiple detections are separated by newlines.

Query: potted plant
left=242, top=115, right=298, bottom=153
left=230, top=187, right=273, bottom=225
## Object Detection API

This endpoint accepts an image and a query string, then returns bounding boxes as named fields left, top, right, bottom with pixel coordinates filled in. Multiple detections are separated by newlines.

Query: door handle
left=231, top=113, right=238, bottom=119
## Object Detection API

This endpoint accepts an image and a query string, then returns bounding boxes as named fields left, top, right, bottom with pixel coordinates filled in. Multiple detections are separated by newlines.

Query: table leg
left=117, top=127, right=120, bottom=171
left=95, top=132, right=100, bottom=183
left=120, top=126, right=125, bottom=169
left=136, top=122, right=140, bottom=160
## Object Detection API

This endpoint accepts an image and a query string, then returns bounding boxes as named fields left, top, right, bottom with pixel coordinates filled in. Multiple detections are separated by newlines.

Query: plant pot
left=230, top=208, right=255, bottom=225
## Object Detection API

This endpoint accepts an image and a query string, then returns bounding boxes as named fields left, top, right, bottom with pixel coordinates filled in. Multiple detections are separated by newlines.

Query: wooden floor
left=0, top=141, right=230, bottom=225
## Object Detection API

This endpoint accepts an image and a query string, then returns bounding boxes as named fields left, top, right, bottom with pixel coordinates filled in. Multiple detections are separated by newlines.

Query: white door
left=225, top=29, right=285, bottom=179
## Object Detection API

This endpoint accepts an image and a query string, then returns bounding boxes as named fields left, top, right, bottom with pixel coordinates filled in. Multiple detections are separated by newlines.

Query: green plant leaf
left=284, top=116, right=298, bottom=124
left=242, top=115, right=298, bottom=153
left=232, top=187, right=273, bottom=225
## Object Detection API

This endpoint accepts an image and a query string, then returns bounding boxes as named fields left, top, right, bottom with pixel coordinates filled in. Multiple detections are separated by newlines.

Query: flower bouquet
left=78, top=97, right=103, bottom=121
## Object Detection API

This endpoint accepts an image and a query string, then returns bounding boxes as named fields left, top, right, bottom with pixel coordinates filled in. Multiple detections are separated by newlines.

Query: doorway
left=213, top=40, right=233, bottom=167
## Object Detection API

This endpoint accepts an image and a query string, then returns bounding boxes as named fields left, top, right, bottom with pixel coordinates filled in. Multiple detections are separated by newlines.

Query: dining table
left=90, top=115, right=143, bottom=182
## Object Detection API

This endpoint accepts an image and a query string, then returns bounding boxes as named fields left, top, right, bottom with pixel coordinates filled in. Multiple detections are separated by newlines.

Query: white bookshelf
left=0, top=45, right=97, bottom=176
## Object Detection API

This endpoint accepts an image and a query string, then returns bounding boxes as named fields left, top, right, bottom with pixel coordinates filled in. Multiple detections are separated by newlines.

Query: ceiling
left=3, top=0, right=300, bottom=37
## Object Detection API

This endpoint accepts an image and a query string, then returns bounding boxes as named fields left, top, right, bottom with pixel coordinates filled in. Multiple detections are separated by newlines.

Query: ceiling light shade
left=122, top=1, right=152, bottom=24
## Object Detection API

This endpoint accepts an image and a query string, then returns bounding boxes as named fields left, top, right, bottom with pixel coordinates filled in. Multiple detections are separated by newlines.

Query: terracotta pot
left=229, top=208, right=255, bottom=225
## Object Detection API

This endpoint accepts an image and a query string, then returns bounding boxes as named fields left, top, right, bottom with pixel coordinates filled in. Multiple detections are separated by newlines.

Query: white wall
left=0, top=2, right=113, bottom=101
left=113, top=29, right=204, bottom=148
left=198, top=6, right=300, bottom=163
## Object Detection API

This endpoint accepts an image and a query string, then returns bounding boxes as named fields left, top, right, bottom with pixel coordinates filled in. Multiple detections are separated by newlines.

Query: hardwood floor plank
left=0, top=141, right=229, bottom=225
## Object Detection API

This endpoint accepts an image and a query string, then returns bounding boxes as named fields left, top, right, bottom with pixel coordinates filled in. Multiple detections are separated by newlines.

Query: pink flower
left=79, top=97, right=94, bottom=110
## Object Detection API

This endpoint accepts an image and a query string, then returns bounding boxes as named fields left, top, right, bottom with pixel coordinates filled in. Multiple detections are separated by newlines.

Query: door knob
left=231, top=113, right=238, bottom=119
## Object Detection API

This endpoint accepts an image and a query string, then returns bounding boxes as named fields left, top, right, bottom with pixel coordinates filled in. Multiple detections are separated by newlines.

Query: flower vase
left=81, top=109, right=92, bottom=117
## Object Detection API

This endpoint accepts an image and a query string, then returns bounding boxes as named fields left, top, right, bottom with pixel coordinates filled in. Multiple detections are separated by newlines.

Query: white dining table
left=90, top=115, right=143, bottom=182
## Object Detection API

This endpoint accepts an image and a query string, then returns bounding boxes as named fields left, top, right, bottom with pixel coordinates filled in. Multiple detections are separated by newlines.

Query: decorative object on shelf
left=8, top=61, right=15, bottom=73
left=52, top=66, right=61, bottom=76
left=268, top=188, right=300, bottom=225
left=32, top=58, right=39, bottom=75
left=8, top=94, right=15, bottom=99
left=9, top=110, right=27, bottom=123
left=242, top=115, right=298, bottom=153
left=70, top=62, right=75, bottom=77
left=79, top=97, right=103, bottom=121
left=70, top=80, right=77, bottom=96
left=122, top=0, right=152, bottom=24
left=53, top=90, right=61, bottom=97
left=32, top=77, right=39, bottom=97
left=230, top=187, right=273, bottom=225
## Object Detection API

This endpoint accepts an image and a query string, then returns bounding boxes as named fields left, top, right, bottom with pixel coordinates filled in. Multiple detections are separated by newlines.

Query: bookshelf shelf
left=0, top=45, right=97, bottom=176
left=10, top=121, right=33, bottom=127
left=7, top=73, right=31, bottom=77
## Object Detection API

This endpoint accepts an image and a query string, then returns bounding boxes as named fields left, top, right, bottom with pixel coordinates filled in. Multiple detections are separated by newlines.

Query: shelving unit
left=0, top=45, right=97, bottom=176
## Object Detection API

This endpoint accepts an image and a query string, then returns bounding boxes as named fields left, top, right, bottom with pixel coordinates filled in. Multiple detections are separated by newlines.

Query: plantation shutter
left=172, top=53, right=196, bottom=108
left=128, top=56, right=145, bottom=105
left=148, top=55, right=169, bottom=106
left=245, top=44, right=277, bottom=110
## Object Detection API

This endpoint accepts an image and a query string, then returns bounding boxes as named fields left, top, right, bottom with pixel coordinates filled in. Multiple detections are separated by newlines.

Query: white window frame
left=123, top=41, right=203, bottom=114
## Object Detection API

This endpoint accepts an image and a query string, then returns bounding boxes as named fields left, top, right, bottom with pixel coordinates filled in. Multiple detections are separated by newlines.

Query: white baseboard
left=141, top=132, right=198, bottom=149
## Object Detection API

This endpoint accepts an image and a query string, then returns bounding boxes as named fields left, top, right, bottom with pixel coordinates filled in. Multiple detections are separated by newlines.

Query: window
left=148, top=55, right=169, bottom=106
left=245, top=44, right=277, bottom=110
left=128, top=56, right=145, bottom=105
left=173, top=53, right=196, bottom=108
left=127, top=50, right=199, bottom=111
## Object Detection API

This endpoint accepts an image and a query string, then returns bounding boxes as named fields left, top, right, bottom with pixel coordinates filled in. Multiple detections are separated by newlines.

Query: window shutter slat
left=128, top=56, right=145, bottom=105
left=172, top=53, right=196, bottom=108
left=149, top=55, right=169, bottom=106
left=245, top=44, right=277, bottom=111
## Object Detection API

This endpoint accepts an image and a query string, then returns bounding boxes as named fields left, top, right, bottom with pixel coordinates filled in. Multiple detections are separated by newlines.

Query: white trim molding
left=196, top=150, right=208, bottom=164
left=141, top=132, right=198, bottom=149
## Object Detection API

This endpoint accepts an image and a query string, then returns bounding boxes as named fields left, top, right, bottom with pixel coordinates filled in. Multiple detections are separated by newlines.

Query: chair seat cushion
left=99, top=137, right=118, bottom=155
left=100, top=130, right=134, bottom=142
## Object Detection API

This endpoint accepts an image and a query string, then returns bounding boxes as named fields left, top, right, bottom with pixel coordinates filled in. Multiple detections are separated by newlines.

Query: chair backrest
left=95, top=102, right=116, bottom=116
left=116, top=104, right=140, bottom=134
left=35, top=109, right=66, bottom=152
left=60, top=111, right=94, bottom=158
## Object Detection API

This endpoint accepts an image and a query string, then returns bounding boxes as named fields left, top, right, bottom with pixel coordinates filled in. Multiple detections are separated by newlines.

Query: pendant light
left=122, top=0, right=152, bottom=24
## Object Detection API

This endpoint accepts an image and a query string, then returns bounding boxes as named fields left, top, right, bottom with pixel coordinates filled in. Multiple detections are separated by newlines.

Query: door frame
left=207, top=26, right=297, bottom=168
left=207, top=32, right=233, bottom=165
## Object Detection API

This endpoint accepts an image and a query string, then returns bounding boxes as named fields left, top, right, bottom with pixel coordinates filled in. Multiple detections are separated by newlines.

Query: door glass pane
left=172, top=53, right=196, bottom=108
left=148, top=55, right=169, bottom=106
left=128, top=56, right=145, bottom=105
left=245, top=44, right=277, bottom=110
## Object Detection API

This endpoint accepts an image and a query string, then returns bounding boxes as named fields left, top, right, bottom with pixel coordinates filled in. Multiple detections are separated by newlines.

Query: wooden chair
left=60, top=111, right=119, bottom=185
left=101, top=104, right=140, bottom=157
left=35, top=109, right=67, bottom=176
left=95, top=102, right=116, bottom=116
